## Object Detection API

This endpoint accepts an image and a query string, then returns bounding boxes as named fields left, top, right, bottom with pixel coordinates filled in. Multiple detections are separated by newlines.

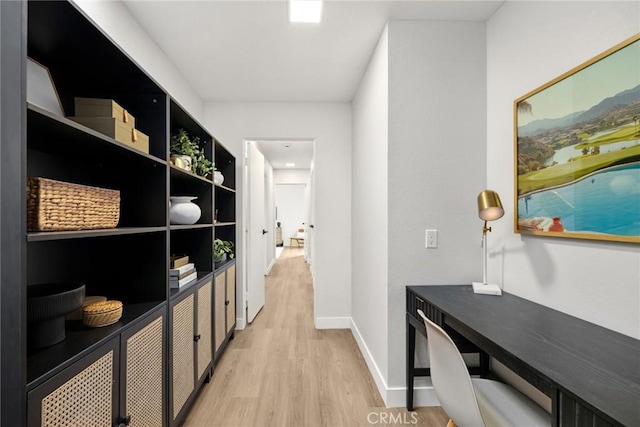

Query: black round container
left=27, top=282, right=85, bottom=349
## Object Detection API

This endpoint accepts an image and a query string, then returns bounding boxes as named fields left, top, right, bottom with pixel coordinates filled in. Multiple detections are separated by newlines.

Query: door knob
left=262, top=229, right=268, bottom=234
left=117, top=415, right=131, bottom=427
left=309, top=224, right=315, bottom=228
left=194, top=334, right=201, bottom=342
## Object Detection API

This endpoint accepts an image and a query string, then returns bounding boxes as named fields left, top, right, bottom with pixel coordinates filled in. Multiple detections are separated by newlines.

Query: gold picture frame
left=514, top=33, right=640, bottom=243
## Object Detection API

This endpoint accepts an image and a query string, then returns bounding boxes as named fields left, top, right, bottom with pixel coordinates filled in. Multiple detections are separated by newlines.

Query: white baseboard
left=265, top=258, right=276, bottom=275
left=350, top=318, right=390, bottom=403
left=350, top=318, right=439, bottom=408
left=314, top=316, right=351, bottom=329
left=235, top=317, right=246, bottom=330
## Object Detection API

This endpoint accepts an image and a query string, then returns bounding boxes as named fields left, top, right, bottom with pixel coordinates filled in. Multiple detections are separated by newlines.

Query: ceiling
left=254, top=139, right=314, bottom=169
left=123, top=0, right=504, bottom=103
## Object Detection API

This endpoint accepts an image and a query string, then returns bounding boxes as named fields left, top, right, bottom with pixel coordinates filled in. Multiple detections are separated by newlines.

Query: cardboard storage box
left=75, top=97, right=135, bottom=128
left=71, top=116, right=149, bottom=154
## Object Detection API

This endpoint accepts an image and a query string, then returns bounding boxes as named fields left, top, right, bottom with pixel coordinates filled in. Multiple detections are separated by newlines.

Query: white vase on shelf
left=169, top=196, right=201, bottom=225
left=213, top=171, right=224, bottom=185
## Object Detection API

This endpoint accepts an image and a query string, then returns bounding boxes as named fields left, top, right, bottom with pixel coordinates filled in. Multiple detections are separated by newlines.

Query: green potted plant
left=170, top=129, right=214, bottom=178
left=214, top=238, right=234, bottom=262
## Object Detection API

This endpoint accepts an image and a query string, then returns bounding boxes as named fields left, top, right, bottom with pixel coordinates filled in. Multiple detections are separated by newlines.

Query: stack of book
left=170, top=255, right=197, bottom=288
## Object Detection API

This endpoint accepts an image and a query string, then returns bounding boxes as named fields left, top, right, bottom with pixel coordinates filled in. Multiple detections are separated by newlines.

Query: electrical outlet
left=426, top=229, right=438, bottom=248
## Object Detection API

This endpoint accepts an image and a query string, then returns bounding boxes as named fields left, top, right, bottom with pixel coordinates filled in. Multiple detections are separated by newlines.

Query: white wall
left=385, top=20, right=488, bottom=405
left=276, top=184, right=307, bottom=246
left=73, top=0, right=203, bottom=121
left=203, top=102, right=352, bottom=329
left=487, top=1, right=640, bottom=339
left=351, top=25, right=390, bottom=401
left=273, top=169, right=310, bottom=185
left=351, top=20, right=487, bottom=407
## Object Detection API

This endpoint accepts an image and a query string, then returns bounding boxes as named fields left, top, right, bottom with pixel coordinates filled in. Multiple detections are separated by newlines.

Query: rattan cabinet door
left=225, top=265, right=236, bottom=336
left=122, top=311, right=165, bottom=427
left=196, top=280, right=213, bottom=381
left=171, top=294, right=195, bottom=421
left=27, top=339, right=118, bottom=427
left=214, top=272, right=226, bottom=354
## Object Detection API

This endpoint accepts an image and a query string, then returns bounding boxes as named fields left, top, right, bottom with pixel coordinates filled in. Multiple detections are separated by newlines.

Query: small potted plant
left=214, top=239, right=234, bottom=263
left=170, top=129, right=214, bottom=178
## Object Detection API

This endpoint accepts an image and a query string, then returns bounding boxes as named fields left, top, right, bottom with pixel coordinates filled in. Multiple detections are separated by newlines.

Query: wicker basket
left=67, top=295, right=107, bottom=320
left=27, top=177, right=120, bottom=231
left=83, top=300, right=123, bottom=327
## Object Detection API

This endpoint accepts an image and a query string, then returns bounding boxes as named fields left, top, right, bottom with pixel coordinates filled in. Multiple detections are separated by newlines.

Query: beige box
left=75, top=97, right=135, bottom=128
left=71, top=116, right=149, bottom=154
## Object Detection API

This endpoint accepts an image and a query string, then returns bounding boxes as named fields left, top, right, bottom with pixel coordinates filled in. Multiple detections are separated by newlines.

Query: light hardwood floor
left=183, top=248, right=448, bottom=427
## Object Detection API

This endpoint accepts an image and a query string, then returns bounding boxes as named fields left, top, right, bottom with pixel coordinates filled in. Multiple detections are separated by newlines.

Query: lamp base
left=472, top=282, right=502, bottom=296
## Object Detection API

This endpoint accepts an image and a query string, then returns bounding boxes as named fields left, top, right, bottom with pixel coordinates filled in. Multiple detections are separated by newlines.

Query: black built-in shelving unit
left=0, top=1, right=237, bottom=425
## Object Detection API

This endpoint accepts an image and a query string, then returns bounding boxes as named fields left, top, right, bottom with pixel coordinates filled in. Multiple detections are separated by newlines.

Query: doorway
left=244, top=138, right=315, bottom=325
left=275, top=184, right=306, bottom=250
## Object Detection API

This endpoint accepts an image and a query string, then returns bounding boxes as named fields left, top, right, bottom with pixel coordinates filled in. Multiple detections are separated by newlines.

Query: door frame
left=242, top=137, right=316, bottom=328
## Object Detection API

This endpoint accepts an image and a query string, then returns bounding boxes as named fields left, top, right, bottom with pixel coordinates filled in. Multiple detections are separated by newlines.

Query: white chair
left=416, top=309, right=551, bottom=427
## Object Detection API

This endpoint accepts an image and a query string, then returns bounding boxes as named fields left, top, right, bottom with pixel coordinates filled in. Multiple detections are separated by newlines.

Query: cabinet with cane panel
left=214, top=262, right=236, bottom=360
left=27, top=306, right=165, bottom=427
left=170, top=277, right=213, bottom=427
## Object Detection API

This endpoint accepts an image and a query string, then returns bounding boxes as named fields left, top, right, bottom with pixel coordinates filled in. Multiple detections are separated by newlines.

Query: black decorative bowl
left=27, top=282, right=85, bottom=349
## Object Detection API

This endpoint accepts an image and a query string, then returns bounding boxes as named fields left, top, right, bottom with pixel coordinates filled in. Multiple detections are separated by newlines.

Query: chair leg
left=446, top=420, right=456, bottom=427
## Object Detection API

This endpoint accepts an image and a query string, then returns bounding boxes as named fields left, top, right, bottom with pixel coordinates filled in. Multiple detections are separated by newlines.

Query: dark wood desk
left=406, top=285, right=640, bottom=427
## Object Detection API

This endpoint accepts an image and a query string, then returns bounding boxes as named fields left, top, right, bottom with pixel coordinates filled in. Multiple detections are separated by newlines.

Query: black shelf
left=214, top=143, right=235, bottom=190
left=214, top=183, right=236, bottom=193
left=28, top=104, right=166, bottom=166
left=28, top=1, right=164, bottom=110
left=2, top=2, right=238, bottom=425
left=169, top=224, right=213, bottom=231
left=169, top=227, right=214, bottom=274
left=27, top=300, right=165, bottom=391
left=169, top=272, right=213, bottom=299
left=27, top=232, right=167, bottom=303
left=27, top=226, right=166, bottom=242
left=169, top=164, right=214, bottom=185
left=214, top=258, right=236, bottom=273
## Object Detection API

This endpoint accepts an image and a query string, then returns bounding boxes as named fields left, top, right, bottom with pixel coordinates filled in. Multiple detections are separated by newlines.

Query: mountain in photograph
left=519, top=84, right=640, bottom=136
left=519, top=111, right=585, bottom=136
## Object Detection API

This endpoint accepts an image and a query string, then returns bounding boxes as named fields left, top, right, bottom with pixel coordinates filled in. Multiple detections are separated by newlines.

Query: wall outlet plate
left=426, top=229, right=438, bottom=248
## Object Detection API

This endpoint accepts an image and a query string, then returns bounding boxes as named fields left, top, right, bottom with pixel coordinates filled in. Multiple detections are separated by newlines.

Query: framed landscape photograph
left=514, top=34, right=640, bottom=243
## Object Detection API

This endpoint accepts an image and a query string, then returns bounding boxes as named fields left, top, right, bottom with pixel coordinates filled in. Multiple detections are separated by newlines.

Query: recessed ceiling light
left=282, top=143, right=292, bottom=148
left=286, top=163, right=296, bottom=167
left=288, top=1, right=323, bottom=24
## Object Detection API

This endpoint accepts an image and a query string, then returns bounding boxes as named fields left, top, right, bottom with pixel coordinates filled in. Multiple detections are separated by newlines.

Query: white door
left=305, top=167, right=314, bottom=264
left=247, top=142, right=266, bottom=323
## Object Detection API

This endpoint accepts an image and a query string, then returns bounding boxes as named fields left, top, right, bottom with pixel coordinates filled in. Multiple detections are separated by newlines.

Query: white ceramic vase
left=169, top=196, right=201, bottom=225
left=213, top=171, right=224, bottom=185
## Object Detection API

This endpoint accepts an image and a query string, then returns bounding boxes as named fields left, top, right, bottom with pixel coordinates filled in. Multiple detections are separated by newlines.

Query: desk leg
left=406, top=315, right=416, bottom=411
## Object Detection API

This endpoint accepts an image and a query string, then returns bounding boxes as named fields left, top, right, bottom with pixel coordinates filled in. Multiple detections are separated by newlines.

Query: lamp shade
left=477, top=190, right=504, bottom=221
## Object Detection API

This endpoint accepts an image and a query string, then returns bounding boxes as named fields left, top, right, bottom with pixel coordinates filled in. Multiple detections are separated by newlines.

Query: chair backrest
left=417, top=309, right=486, bottom=427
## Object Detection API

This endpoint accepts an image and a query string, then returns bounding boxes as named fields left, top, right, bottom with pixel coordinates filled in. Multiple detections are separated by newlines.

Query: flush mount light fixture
left=288, top=0, right=323, bottom=23
left=286, top=163, right=296, bottom=167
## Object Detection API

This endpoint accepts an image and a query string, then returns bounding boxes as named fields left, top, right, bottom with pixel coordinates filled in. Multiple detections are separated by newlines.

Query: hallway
left=183, top=248, right=447, bottom=426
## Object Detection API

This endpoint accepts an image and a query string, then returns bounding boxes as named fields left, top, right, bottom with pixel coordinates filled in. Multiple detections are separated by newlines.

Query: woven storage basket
left=27, top=177, right=120, bottom=231
left=83, top=300, right=123, bottom=327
